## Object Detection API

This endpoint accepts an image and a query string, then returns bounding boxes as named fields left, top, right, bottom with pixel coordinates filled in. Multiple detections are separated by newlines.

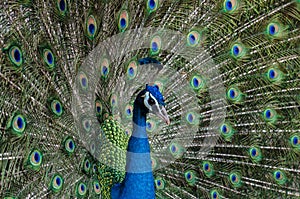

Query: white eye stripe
left=149, top=93, right=158, bottom=105
left=144, top=92, right=159, bottom=111
left=144, top=92, right=152, bottom=111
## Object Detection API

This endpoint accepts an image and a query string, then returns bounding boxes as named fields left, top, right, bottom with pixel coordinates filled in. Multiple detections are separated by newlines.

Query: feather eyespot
left=275, top=171, right=282, bottom=179
left=124, top=104, right=133, bottom=118
left=86, top=15, right=97, bottom=39
left=51, top=100, right=63, bottom=117
left=100, top=58, right=110, bottom=78
left=82, top=118, right=91, bottom=132
left=110, top=94, right=118, bottom=108
left=67, top=140, right=75, bottom=151
left=268, top=24, right=278, bottom=35
left=230, top=43, right=246, bottom=59
left=42, top=49, right=55, bottom=70
left=203, top=161, right=214, bottom=177
left=28, top=149, right=43, bottom=170
left=219, top=123, right=234, bottom=141
left=57, top=0, right=67, bottom=15
left=293, top=136, right=299, bottom=145
left=50, top=174, right=64, bottom=193
left=125, top=128, right=131, bottom=136
left=266, top=68, right=283, bottom=83
left=231, top=174, right=237, bottom=182
left=30, top=151, right=41, bottom=165
left=268, top=69, right=277, bottom=79
left=146, top=119, right=157, bottom=132
left=93, top=180, right=101, bottom=194
left=265, top=20, right=287, bottom=39
left=210, top=190, right=221, bottom=199
left=90, top=143, right=95, bottom=154
left=147, top=0, right=159, bottom=13
left=224, top=0, right=238, bottom=12
left=186, top=172, right=192, bottom=180
left=169, top=142, right=185, bottom=158
left=290, top=135, right=300, bottom=149
left=151, top=157, right=158, bottom=169
left=63, top=137, right=76, bottom=154
left=82, top=158, right=91, bottom=173
left=226, top=87, right=243, bottom=102
left=187, top=30, right=201, bottom=47
left=127, top=60, right=138, bottom=80
left=118, top=10, right=129, bottom=32
left=222, top=125, right=228, bottom=133
left=232, top=45, right=240, bottom=55
left=186, top=112, right=199, bottom=125
left=204, top=163, right=210, bottom=171
left=229, top=172, right=242, bottom=187
left=187, top=113, right=194, bottom=123
left=171, top=145, right=177, bottom=153
left=190, top=75, right=205, bottom=91
left=155, top=177, right=165, bottom=190
left=267, top=22, right=281, bottom=37
left=152, top=41, right=158, bottom=52
left=78, top=72, right=88, bottom=91
left=249, top=147, right=262, bottom=162
left=273, top=170, right=286, bottom=185
left=229, top=89, right=236, bottom=98
left=252, top=148, right=258, bottom=156
left=11, top=114, right=26, bottom=135
left=156, top=179, right=162, bottom=185
left=150, top=36, right=162, bottom=55
left=77, top=182, right=87, bottom=196
left=92, top=164, right=98, bottom=174
left=265, top=109, right=272, bottom=119
left=8, top=46, right=23, bottom=67
left=184, top=170, right=197, bottom=185
left=95, top=100, right=102, bottom=116
left=263, top=108, right=278, bottom=123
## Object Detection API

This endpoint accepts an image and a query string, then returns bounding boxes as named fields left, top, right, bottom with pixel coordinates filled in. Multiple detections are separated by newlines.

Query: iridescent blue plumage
left=111, top=85, right=167, bottom=199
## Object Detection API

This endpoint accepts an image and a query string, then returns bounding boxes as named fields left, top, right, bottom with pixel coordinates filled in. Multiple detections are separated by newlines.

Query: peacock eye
left=148, top=98, right=155, bottom=106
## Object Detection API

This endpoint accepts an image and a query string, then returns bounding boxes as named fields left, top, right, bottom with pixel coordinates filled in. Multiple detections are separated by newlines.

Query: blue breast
left=111, top=98, right=155, bottom=199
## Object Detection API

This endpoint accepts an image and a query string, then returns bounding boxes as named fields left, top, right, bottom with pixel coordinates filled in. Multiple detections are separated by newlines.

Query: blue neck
left=132, top=104, right=147, bottom=138
left=126, top=103, right=152, bottom=173
left=111, top=95, right=155, bottom=199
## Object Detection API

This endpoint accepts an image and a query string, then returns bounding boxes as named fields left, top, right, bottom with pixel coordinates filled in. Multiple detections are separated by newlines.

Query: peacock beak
left=154, top=106, right=170, bottom=125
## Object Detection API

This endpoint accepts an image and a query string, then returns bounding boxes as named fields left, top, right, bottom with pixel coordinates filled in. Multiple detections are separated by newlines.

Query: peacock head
left=136, top=84, right=170, bottom=125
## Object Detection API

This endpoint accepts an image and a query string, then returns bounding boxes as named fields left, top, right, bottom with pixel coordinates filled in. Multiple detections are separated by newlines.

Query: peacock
left=111, top=83, right=170, bottom=199
left=0, top=0, right=300, bottom=198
